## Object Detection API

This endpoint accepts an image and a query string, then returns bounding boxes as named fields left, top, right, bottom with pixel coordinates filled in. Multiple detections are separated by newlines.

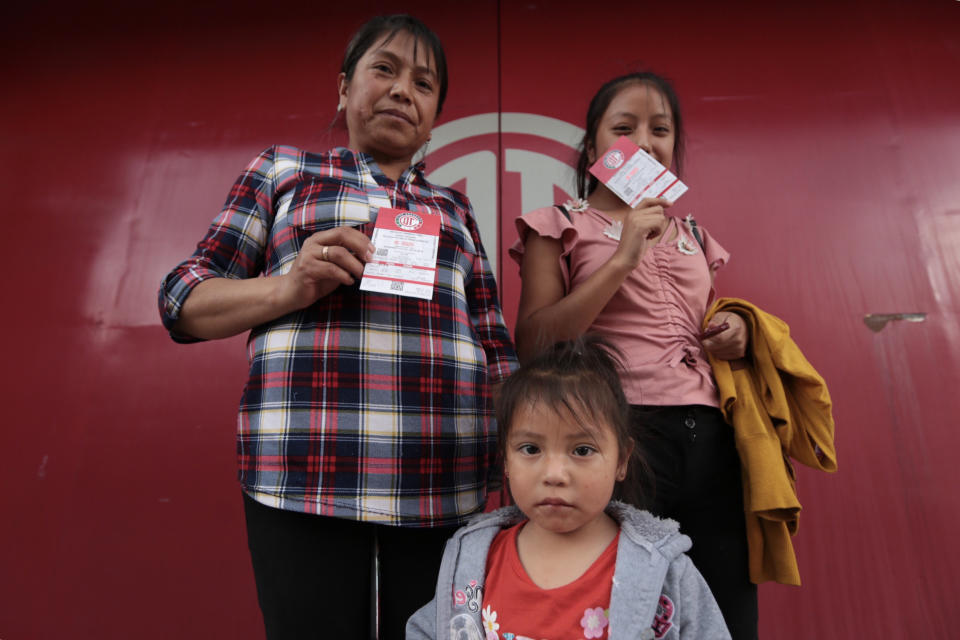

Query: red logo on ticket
left=603, top=149, right=625, bottom=169
left=395, top=212, right=424, bottom=231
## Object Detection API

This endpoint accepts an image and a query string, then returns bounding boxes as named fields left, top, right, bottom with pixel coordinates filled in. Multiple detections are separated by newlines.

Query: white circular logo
left=603, top=149, right=624, bottom=170
left=395, top=212, right=423, bottom=231
left=422, top=113, right=585, bottom=274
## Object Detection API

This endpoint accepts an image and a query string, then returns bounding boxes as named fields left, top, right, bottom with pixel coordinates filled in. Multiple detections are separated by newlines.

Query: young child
left=406, top=336, right=731, bottom=640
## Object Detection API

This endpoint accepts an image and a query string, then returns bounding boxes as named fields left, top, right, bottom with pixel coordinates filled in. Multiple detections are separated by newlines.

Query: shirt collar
left=335, top=147, right=425, bottom=186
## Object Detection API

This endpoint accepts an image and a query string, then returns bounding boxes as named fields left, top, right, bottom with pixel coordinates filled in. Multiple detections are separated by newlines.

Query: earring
left=336, top=103, right=343, bottom=113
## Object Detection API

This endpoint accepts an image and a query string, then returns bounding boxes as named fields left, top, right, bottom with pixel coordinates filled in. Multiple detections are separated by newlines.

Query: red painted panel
left=2, top=1, right=958, bottom=638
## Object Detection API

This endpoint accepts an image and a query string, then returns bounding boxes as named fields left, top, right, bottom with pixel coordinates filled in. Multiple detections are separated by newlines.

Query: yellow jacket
left=705, top=298, right=837, bottom=586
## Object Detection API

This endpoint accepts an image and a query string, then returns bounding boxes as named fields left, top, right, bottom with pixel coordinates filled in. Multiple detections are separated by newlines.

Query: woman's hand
left=701, top=311, right=748, bottom=360
left=277, top=226, right=376, bottom=311
left=175, top=226, right=375, bottom=341
left=611, top=197, right=671, bottom=270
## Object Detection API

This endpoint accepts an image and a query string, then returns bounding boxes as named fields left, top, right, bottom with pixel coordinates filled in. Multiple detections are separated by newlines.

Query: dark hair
left=340, top=14, right=449, bottom=116
left=574, top=72, right=685, bottom=200
left=496, top=335, right=646, bottom=505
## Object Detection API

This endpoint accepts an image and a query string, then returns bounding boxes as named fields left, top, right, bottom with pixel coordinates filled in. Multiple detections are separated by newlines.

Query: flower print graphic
left=482, top=604, right=500, bottom=640
left=580, top=606, right=609, bottom=638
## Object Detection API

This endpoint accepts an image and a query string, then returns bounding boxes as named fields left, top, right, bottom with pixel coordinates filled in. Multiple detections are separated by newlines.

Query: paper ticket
left=359, top=207, right=441, bottom=300
left=588, top=136, right=688, bottom=207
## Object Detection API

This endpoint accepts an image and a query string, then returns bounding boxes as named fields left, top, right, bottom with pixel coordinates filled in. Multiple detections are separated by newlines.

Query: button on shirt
left=159, top=146, right=518, bottom=527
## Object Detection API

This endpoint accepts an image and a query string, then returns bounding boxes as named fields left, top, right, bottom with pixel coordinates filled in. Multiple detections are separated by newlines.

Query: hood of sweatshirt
left=431, top=501, right=691, bottom=639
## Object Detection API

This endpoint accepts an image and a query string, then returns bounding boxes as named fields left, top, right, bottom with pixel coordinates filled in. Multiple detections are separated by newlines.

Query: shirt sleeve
left=157, top=146, right=279, bottom=342
left=461, top=201, right=519, bottom=384
left=699, top=224, right=730, bottom=272
left=697, top=224, right=730, bottom=306
left=508, top=206, right=581, bottom=292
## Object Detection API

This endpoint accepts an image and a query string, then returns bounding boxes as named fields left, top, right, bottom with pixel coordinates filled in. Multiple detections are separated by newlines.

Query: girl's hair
left=340, top=14, right=449, bottom=116
left=496, top=335, right=646, bottom=505
left=574, top=71, right=686, bottom=200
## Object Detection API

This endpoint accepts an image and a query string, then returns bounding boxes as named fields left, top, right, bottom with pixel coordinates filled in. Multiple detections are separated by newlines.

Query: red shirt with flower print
left=481, top=521, right=618, bottom=640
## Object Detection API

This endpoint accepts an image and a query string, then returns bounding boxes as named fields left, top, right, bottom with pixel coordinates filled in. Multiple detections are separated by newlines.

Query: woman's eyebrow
left=371, top=48, right=437, bottom=80
left=608, top=111, right=672, bottom=122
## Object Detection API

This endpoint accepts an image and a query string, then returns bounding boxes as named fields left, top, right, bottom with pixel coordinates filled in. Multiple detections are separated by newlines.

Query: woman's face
left=589, top=82, right=676, bottom=170
left=338, top=31, right=440, bottom=167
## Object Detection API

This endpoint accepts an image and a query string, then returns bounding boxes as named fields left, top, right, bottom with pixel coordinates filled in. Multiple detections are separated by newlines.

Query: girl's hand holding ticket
left=613, top=196, right=671, bottom=268
left=701, top=311, right=748, bottom=360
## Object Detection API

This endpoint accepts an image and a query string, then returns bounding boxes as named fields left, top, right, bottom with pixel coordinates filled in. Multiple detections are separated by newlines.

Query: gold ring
left=322, top=245, right=330, bottom=260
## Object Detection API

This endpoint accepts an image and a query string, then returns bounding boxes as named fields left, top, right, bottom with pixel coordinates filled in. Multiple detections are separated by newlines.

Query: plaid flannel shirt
left=159, top=146, right=517, bottom=527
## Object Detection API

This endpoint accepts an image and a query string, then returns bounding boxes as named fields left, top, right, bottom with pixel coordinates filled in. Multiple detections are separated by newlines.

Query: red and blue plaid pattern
left=159, top=146, right=517, bottom=526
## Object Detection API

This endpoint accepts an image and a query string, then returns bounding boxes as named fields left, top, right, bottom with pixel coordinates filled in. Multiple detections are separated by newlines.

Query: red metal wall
left=3, top=1, right=958, bottom=637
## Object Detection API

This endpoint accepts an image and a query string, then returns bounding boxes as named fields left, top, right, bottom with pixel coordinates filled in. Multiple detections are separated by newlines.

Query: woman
left=158, top=15, right=516, bottom=639
left=510, top=72, right=757, bottom=639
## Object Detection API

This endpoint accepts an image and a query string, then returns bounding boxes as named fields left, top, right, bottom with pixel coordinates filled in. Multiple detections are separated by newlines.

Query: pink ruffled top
left=509, top=206, right=730, bottom=407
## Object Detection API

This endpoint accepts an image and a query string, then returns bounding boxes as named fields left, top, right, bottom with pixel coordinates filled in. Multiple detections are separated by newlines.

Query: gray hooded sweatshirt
left=406, top=502, right=731, bottom=640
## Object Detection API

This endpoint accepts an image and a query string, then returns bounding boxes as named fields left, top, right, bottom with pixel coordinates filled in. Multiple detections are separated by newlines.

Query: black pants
left=630, top=405, right=759, bottom=640
left=242, top=492, right=457, bottom=640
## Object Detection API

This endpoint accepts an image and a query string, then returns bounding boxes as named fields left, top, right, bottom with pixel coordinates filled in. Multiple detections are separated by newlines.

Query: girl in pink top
left=511, top=72, right=757, bottom=640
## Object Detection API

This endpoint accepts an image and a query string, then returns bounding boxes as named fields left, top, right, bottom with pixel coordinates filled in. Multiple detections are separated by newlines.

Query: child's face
left=505, top=401, right=628, bottom=538
left=589, top=82, right=675, bottom=170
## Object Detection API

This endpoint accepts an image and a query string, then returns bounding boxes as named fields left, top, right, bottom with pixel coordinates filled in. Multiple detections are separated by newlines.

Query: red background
left=2, top=1, right=958, bottom=637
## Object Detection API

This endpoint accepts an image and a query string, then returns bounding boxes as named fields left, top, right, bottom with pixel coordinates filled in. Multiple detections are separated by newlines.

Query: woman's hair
left=496, top=335, right=645, bottom=505
left=340, top=14, right=449, bottom=116
left=574, top=71, right=686, bottom=200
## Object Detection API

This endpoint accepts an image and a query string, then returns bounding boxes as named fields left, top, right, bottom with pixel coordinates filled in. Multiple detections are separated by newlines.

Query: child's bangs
left=524, top=372, right=617, bottom=441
